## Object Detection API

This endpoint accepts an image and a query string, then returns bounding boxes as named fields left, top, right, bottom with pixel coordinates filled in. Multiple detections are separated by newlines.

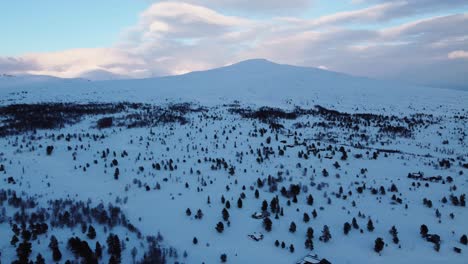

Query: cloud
left=0, top=1, right=467, bottom=89
left=156, top=0, right=312, bottom=14
left=448, top=50, right=468, bottom=59
left=0, top=57, right=38, bottom=73
left=353, top=0, right=468, bottom=13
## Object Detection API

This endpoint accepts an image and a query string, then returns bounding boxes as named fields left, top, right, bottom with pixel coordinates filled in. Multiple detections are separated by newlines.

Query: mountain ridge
left=0, top=59, right=466, bottom=116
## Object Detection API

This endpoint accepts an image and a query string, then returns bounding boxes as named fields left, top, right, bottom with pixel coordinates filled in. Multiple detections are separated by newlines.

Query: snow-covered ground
left=0, top=60, right=466, bottom=264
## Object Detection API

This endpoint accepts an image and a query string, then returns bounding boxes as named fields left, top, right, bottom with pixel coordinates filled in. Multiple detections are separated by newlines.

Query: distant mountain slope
left=0, top=59, right=466, bottom=114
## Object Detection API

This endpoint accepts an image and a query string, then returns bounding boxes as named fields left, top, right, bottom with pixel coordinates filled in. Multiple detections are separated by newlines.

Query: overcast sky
left=1, top=0, right=467, bottom=89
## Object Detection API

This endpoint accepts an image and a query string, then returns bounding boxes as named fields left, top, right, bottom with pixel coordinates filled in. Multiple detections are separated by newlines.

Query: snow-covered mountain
left=1, top=59, right=466, bottom=114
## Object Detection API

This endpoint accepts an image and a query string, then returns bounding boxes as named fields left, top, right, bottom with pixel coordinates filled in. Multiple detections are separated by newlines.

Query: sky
left=1, top=0, right=468, bottom=89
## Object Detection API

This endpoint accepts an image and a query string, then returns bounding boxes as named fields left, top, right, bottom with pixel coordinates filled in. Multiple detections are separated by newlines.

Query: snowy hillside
left=1, top=59, right=466, bottom=114
left=0, top=60, right=467, bottom=264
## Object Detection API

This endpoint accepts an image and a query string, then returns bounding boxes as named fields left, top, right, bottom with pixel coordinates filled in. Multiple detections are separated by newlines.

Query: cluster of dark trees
left=1, top=188, right=170, bottom=264
left=0, top=102, right=205, bottom=136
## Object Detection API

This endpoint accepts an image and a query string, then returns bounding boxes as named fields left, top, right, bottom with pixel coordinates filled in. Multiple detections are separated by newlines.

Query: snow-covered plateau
left=0, top=59, right=466, bottom=264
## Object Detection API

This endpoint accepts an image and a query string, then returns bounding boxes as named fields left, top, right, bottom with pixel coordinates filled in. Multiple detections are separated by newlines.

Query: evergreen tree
left=87, top=225, right=96, bottom=239
left=305, top=238, right=314, bottom=250
left=389, top=226, right=399, bottom=244
left=220, top=254, right=227, bottom=263
left=10, top=234, right=19, bottom=246
left=263, top=217, right=272, bottom=232
left=319, top=225, right=332, bottom=242
left=109, top=255, right=119, bottom=264
left=95, top=242, right=103, bottom=259
left=262, top=200, right=268, bottom=211
left=303, top=213, right=310, bottom=223
left=307, top=194, right=314, bottom=206
left=52, top=247, right=62, bottom=262
left=237, top=198, right=243, bottom=208
left=222, top=208, right=230, bottom=221
left=460, top=234, right=467, bottom=245
left=35, top=253, right=45, bottom=264
left=374, top=237, right=384, bottom=253
left=312, top=209, right=317, bottom=218
left=216, top=222, right=224, bottom=233
left=107, top=233, right=122, bottom=263
left=306, top=227, right=314, bottom=239
left=196, top=209, right=203, bottom=219
left=367, top=219, right=375, bottom=232
left=289, top=221, right=297, bottom=233
left=16, top=241, right=32, bottom=264
left=344, top=222, right=351, bottom=235
left=420, top=224, right=429, bottom=238
left=352, top=217, right=359, bottom=229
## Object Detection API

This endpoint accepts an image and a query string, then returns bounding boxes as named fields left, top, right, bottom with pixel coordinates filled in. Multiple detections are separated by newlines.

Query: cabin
left=296, top=254, right=331, bottom=264
left=247, top=232, right=264, bottom=241
left=251, top=211, right=270, bottom=219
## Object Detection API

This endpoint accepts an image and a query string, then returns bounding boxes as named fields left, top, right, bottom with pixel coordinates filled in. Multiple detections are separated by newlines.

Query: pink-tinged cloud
left=448, top=50, right=468, bottom=59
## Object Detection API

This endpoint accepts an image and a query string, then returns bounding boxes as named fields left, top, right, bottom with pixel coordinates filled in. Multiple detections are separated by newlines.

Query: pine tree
left=95, top=242, right=103, bottom=259
left=303, top=213, right=310, bottom=223
left=109, top=255, right=119, bottom=264
left=196, top=209, right=203, bottom=219
left=389, top=226, right=399, bottom=244
left=35, top=253, right=45, bottom=264
left=222, top=208, right=230, bottom=221
left=344, top=222, right=351, bottom=235
left=52, top=247, right=62, bottom=262
left=305, top=238, right=314, bottom=250
left=220, top=254, right=227, bottom=263
left=107, top=233, right=122, bottom=263
left=367, top=219, right=375, bottom=232
left=216, top=222, right=224, bottom=233
left=193, top=237, right=198, bottom=245
left=289, top=244, right=295, bottom=253
left=374, top=237, right=384, bottom=253
left=87, top=225, right=96, bottom=239
left=320, top=225, right=332, bottom=242
left=263, top=217, right=272, bottom=232
left=460, top=234, right=467, bottom=245
left=420, top=224, right=428, bottom=238
left=237, top=198, right=243, bottom=208
left=262, top=200, right=268, bottom=211
left=307, top=194, right=314, bottom=206
left=255, top=189, right=259, bottom=199
left=186, top=208, right=192, bottom=216
left=10, top=234, right=19, bottom=246
left=16, top=241, right=32, bottom=264
left=289, top=222, right=297, bottom=233
left=306, top=227, right=314, bottom=239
